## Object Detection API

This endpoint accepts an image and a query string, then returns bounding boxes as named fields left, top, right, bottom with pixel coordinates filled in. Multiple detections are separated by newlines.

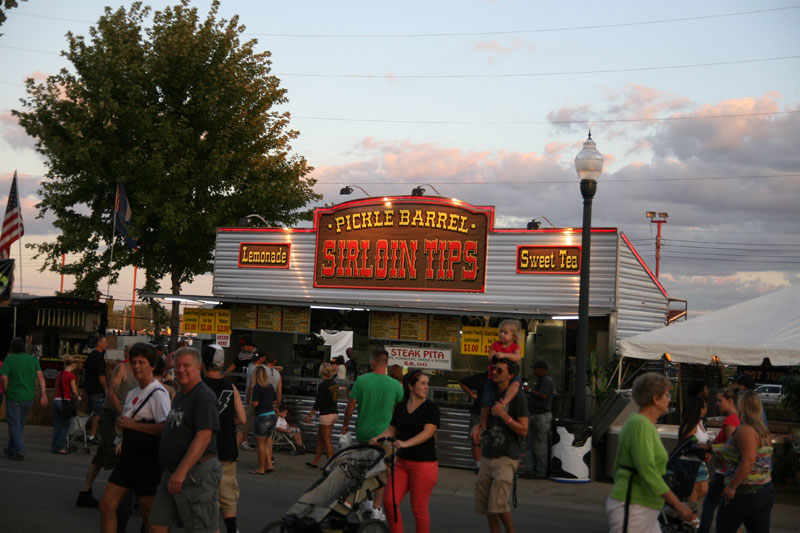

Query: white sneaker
left=239, top=441, right=252, bottom=451
left=371, top=507, right=386, bottom=521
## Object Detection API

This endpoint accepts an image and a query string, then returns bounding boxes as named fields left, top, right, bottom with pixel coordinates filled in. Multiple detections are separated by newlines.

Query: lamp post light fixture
left=238, top=213, right=269, bottom=226
left=574, top=132, right=604, bottom=421
left=645, top=211, right=669, bottom=278
left=339, top=185, right=371, bottom=197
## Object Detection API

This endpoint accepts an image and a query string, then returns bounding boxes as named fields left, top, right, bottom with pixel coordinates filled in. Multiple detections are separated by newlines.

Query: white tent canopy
left=618, top=284, right=800, bottom=366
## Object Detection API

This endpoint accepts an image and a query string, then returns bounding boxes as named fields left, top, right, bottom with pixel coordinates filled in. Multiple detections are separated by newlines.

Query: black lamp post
left=574, top=132, right=604, bottom=421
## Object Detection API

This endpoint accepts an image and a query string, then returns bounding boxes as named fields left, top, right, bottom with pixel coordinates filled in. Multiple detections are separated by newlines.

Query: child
left=276, top=405, right=306, bottom=453
left=480, top=320, right=523, bottom=421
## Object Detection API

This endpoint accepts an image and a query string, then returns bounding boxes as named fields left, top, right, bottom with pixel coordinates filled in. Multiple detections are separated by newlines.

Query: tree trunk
left=169, top=272, right=182, bottom=351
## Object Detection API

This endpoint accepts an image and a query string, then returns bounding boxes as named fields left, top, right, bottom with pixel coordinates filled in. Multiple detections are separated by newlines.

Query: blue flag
left=115, top=183, right=136, bottom=249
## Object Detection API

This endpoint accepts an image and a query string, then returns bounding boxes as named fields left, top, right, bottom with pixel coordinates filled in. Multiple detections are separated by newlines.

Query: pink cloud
left=25, top=70, right=50, bottom=82
left=0, top=111, right=36, bottom=150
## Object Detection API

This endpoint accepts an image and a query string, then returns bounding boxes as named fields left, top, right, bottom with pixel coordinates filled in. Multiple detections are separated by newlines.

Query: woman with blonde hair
left=606, top=372, right=694, bottom=532
left=305, top=362, right=339, bottom=468
left=716, top=390, right=773, bottom=532
left=250, top=365, right=277, bottom=474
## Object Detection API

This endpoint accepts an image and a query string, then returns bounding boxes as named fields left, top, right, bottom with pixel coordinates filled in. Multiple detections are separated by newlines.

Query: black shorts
left=108, top=451, right=163, bottom=497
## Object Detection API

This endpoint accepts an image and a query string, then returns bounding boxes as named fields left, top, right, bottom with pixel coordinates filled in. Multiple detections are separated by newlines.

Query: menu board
left=215, top=310, right=231, bottom=335
left=197, top=309, right=217, bottom=334
left=460, top=325, right=525, bottom=358
left=183, top=308, right=200, bottom=333
left=370, top=312, right=400, bottom=340
left=231, top=305, right=258, bottom=329
left=257, top=305, right=282, bottom=331
left=281, top=306, right=309, bottom=334
left=400, top=313, right=428, bottom=341
left=428, top=315, right=460, bottom=344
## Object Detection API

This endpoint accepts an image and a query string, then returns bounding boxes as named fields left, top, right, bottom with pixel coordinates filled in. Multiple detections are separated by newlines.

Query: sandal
left=53, top=449, right=70, bottom=455
left=305, top=462, right=319, bottom=469
left=249, top=470, right=266, bottom=475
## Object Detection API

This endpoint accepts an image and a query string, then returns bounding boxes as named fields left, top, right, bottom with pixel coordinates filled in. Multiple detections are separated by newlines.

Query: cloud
left=25, top=70, right=49, bottom=83
left=471, top=37, right=527, bottom=64
left=0, top=111, right=36, bottom=151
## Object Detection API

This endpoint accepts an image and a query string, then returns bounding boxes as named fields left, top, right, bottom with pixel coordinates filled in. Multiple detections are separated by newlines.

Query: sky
left=1, top=0, right=799, bottom=316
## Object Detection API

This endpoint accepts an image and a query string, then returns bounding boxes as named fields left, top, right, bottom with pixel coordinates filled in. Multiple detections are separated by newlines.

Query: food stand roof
left=618, top=284, right=800, bottom=366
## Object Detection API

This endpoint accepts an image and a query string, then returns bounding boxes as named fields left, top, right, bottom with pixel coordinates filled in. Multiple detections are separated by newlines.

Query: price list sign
left=257, top=305, right=282, bottom=331
left=183, top=308, right=200, bottom=333
left=370, top=312, right=400, bottom=340
left=197, top=309, right=217, bottom=334
left=215, top=310, right=231, bottom=335
left=231, top=305, right=258, bottom=330
left=399, top=313, right=428, bottom=341
left=428, top=315, right=460, bottom=344
left=281, top=306, right=309, bottom=334
left=460, top=326, right=524, bottom=358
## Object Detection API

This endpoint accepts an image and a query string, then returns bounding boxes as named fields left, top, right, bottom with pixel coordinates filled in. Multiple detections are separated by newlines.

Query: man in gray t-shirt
left=521, top=360, right=554, bottom=479
left=151, top=347, right=221, bottom=533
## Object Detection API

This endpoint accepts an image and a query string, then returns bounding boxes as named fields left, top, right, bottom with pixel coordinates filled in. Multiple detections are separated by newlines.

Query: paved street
left=0, top=423, right=796, bottom=532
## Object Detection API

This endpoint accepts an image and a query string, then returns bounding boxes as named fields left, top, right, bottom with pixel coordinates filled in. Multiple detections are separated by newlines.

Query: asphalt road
left=0, top=423, right=796, bottom=532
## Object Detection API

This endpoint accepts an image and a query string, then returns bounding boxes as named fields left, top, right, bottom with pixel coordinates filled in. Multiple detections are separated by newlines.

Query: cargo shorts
left=150, top=458, right=223, bottom=533
left=475, top=456, right=518, bottom=515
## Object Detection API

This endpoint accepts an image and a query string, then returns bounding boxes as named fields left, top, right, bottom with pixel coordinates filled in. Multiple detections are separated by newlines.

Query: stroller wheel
left=355, top=520, right=390, bottom=533
left=262, top=519, right=293, bottom=533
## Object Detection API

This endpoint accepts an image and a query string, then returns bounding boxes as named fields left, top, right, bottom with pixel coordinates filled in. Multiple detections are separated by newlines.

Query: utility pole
left=645, top=211, right=668, bottom=277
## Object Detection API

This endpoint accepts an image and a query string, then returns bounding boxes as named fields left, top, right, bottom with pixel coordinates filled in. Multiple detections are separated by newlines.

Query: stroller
left=66, top=412, right=93, bottom=454
left=658, top=437, right=708, bottom=532
left=262, top=444, right=391, bottom=533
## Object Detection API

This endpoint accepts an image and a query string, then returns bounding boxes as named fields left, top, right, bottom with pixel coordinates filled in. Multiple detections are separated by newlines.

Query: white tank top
left=694, top=422, right=710, bottom=444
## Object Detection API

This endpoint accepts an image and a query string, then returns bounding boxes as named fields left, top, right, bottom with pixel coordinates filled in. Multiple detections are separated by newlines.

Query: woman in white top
left=98, top=343, right=171, bottom=533
left=679, top=396, right=711, bottom=511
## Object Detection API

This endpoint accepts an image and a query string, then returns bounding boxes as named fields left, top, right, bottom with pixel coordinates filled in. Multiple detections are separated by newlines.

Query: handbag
left=58, top=371, right=78, bottom=418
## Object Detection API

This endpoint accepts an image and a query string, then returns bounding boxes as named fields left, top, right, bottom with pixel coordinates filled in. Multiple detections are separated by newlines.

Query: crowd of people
left=0, top=326, right=782, bottom=533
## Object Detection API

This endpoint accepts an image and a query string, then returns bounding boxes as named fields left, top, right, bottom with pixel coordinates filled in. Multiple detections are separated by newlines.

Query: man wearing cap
left=150, top=347, right=221, bottom=533
left=520, top=360, right=554, bottom=479
left=225, top=335, right=256, bottom=375
left=732, top=373, right=768, bottom=425
left=202, top=344, right=246, bottom=533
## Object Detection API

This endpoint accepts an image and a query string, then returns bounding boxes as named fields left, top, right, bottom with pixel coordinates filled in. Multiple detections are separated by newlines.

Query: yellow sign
left=215, top=310, right=231, bottom=335
left=460, top=326, right=524, bottom=358
left=182, top=309, right=231, bottom=335
left=197, top=309, right=216, bottom=334
left=183, top=308, right=200, bottom=333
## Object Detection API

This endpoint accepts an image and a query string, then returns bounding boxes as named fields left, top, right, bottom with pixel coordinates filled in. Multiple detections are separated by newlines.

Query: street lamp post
left=574, top=133, right=604, bottom=421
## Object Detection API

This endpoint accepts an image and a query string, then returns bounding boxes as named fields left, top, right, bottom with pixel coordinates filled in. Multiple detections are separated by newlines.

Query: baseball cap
left=534, top=360, right=549, bottom=370
left=732, top=373, right=755, bottom=390
left=202, top=344, right=226, bottom=370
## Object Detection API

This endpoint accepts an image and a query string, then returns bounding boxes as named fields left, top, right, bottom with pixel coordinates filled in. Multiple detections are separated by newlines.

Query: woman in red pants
left=371, top=369, right=440, bottom=533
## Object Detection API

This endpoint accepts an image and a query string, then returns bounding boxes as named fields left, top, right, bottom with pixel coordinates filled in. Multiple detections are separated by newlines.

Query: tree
left=1, top=1, right=26, bottom=33
left=15, top=1, right=319, bottom=347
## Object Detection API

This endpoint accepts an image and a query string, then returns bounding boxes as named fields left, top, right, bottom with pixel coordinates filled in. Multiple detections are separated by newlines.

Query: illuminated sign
left=314, top=198, right=490, bottom=291
left=387, top=345, right=452, bottom=370
left=516, top=246, right=581, bottom=274
left=238, top=242, right=290, bottom=269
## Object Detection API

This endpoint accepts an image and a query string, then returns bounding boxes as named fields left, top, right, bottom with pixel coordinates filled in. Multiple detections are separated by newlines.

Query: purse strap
left=619, top=464, right=637, bottom=533
left=131, top=386, right=166, bottom=418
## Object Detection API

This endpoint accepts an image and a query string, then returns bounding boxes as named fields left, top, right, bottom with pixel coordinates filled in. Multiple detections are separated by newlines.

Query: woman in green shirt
left=606, top=373, right=695, bottom=532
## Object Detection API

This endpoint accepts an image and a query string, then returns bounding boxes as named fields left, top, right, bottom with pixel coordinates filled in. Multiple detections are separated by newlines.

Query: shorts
left=254, top=413, right=277, bottom=438
left=475, top=456, right=518, bottom=514
left=695, top=461, right=709, bottom=483
left=218, top=460, right=239, bottom=516
left=89, top=394, right=105, bottom=415
left=318, top=413, right=338, bottom=426
left=108, top=450, right=163, bottom=497
left=91, top=409, right=119, bottom=470
left=150, top=458, right=222, bottom=533
left=606, top=497, right=661, bottom=533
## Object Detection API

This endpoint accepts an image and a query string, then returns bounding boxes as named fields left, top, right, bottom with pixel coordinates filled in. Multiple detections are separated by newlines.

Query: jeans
left=52, top=399, right=73, bottom=452
left=525, top=412, right=552, bottom=475
left=698, top=472, right=725, bottom=533
left=6, top=400, right=33, bottom=457
left=716, top=483, right=774, bottom=533
left=383, top=458, right=439, bottom=533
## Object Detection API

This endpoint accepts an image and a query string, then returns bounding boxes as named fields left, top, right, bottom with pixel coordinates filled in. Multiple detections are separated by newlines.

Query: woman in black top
left=251, top=366, right=277, bottom=474
left=305, top=362, right=339, bottom=468
left=370, top=369, right=440, bottom=533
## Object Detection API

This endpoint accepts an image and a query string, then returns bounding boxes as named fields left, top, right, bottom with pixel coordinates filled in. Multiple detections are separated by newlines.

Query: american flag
left=0, top=171, right=24, bottom=259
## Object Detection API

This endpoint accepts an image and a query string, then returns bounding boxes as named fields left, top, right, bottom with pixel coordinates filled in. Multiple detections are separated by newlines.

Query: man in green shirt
left=1, top=338, right=47, bottom=461
left=342, top=347, right=403, bottom=521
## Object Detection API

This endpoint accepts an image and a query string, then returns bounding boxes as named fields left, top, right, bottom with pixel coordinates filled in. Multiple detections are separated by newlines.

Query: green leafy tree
left=1, top=1, right=26, bottom=32
left=14, top=1, right=319, bottom=347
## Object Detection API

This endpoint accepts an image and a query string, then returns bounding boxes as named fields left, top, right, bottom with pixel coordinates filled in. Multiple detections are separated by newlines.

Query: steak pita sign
left=313, top=198, right=490, bottom=291
left=387, top=345, right=452, bottom=370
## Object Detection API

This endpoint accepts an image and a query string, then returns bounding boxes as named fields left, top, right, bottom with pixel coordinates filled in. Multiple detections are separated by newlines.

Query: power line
left=663, top=238, right=800, bottom=247
left=293, top=109, right=799, bottom=126
left=660, top=254, right=800, bottom=264
left=274, top=55, right=800, bottom=79
left=11, top=5, right=799, bottom=38
left=317, top=173, right=800, bottom=184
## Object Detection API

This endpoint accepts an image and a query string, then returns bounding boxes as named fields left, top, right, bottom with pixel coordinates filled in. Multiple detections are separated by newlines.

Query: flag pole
left=131, top=264, right=138, bottom=332
left=107, top=186, right=119, bottom=300
left=18, top=236, right=23, bottom=294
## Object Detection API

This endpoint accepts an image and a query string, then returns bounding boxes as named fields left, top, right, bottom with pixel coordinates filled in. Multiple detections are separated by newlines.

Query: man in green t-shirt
left=1, top=338, right=47, bottom=461
left=342, top=347, right=403, bottom=521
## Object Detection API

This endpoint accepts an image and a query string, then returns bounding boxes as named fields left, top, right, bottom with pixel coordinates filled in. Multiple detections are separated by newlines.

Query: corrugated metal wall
left=214, top=229, right=622, bottom=317
left=615, top=235, right=669, bottom=344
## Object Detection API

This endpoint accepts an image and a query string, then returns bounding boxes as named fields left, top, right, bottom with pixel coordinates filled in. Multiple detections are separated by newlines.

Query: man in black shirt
left=150, top=347, right=221, bottom=533
left=520, top=360, right=554, bottom=479
left=472, top=358, right=529, bottom=533
left=84, top=336, right=108, bottom=442
left=202, top=344, right=245, bottom=533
